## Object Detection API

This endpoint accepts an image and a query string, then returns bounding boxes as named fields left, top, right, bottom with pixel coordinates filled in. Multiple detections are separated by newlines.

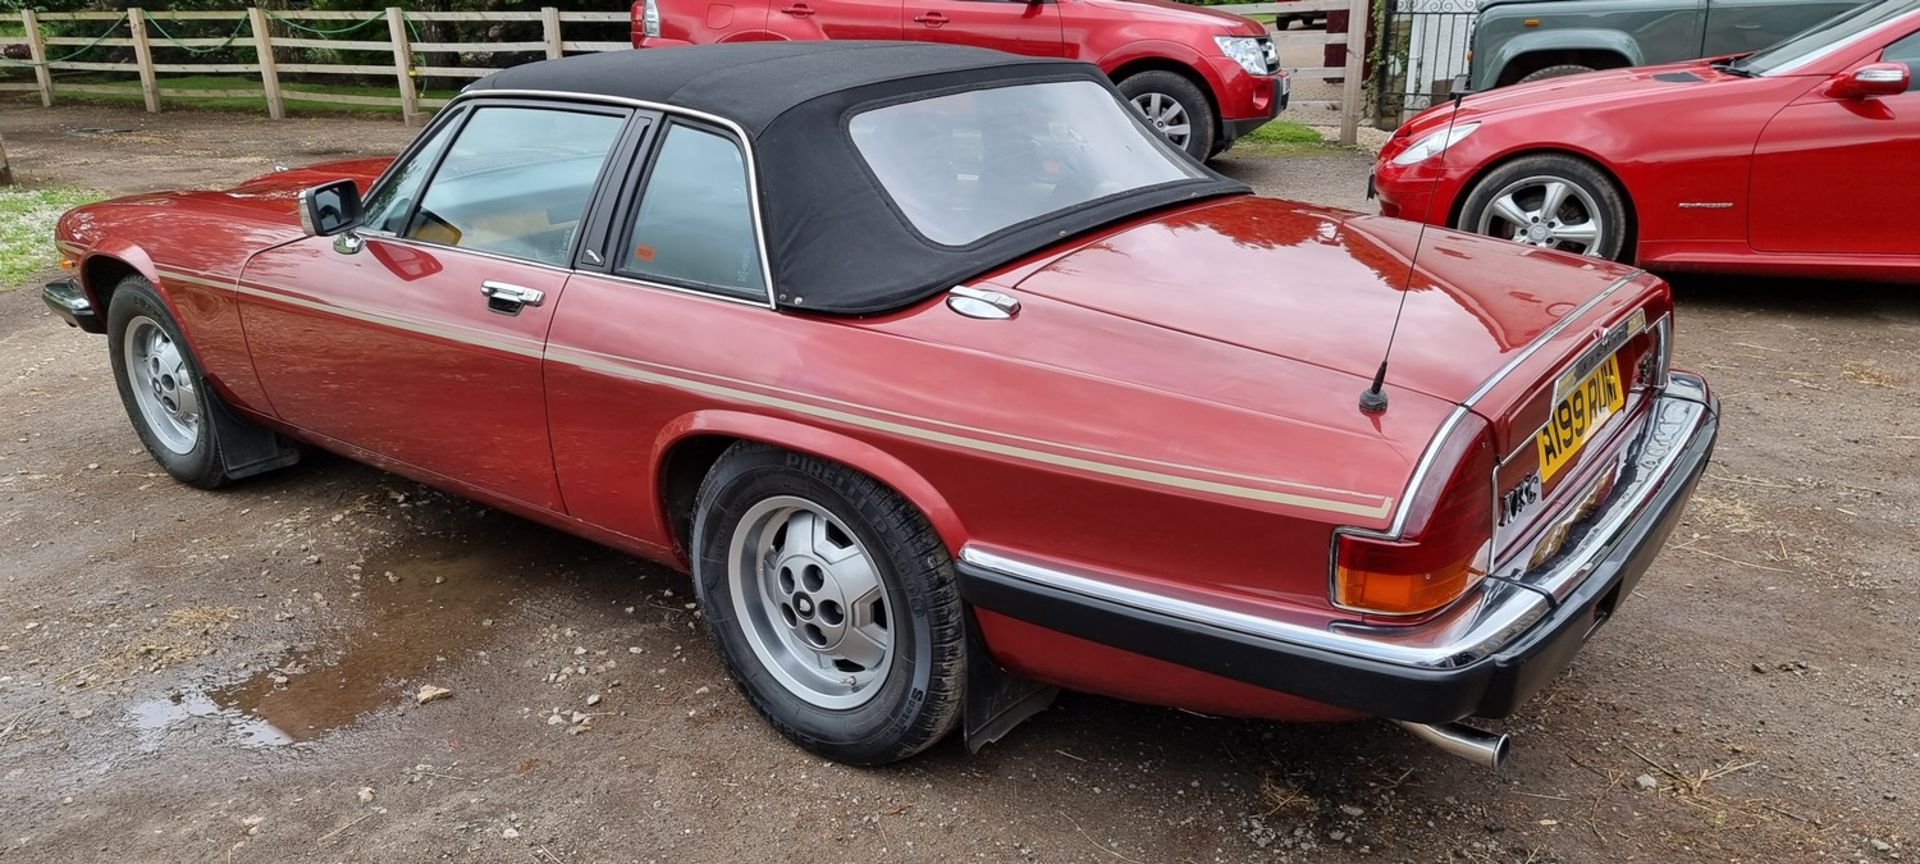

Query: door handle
left=481, top=281, right=544, bottom=315
left=779, top=3, right=814, bottom=16
left=913, top=11, right=948, bottom=26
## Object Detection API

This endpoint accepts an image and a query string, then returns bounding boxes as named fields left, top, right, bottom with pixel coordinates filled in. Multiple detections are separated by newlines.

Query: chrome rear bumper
left=957, top=372, right=1718, bottom=723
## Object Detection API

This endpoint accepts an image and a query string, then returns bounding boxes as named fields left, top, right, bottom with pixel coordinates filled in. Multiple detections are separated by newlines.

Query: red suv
left=630, top=0, right=1290, bottom=159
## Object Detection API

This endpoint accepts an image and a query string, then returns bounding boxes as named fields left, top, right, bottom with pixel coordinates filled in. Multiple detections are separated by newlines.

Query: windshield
left=848, top=80, right=1203, bottom=247
left=1736, top=0, right=1915, bottom=76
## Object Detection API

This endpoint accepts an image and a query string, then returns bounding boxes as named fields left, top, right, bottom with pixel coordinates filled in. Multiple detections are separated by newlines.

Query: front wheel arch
left=1449, top=148, right=1638, bottom=261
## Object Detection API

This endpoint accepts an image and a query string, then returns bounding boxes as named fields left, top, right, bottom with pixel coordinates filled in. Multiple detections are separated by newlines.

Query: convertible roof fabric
left=465, top=42, right=1250, bottom=315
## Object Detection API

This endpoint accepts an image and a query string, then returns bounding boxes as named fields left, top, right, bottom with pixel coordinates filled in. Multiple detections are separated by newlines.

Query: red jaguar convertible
left=44, top=43, right=1717, bottom=767
left=1372, top=0, right=1920, bottom=283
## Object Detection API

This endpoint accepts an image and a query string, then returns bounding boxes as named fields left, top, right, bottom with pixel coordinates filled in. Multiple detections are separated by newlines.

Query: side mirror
left=1828, top=62, right=1909, bottom=100
left=297, top=178, right=364, bottom=237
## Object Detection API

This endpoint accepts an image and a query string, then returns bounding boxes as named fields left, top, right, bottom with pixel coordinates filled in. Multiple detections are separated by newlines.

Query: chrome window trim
left=352, top=228, right=579, bottom=278
left=444, top=88, right=780, bottom=310
left=574, top=268, right=772, bottom=309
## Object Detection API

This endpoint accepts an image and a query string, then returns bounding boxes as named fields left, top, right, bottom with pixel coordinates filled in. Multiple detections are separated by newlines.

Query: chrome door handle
left=481, top=281, right=543, bottom=315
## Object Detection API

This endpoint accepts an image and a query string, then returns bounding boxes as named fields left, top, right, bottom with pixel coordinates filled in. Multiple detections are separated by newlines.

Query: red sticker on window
left=633, top=245, right=656, bottom=262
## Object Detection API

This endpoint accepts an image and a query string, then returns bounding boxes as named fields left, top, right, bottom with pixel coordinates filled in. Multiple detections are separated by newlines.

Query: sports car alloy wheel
left=123, top=315, right=202, bottom=455
left=728, top=495, right=895, bottom=710
left=1130, top=92, right=1192, bottom=150
left=1475, top=175, right=1607, bottom=256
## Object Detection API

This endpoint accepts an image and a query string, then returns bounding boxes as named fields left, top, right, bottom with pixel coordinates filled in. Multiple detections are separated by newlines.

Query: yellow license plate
left=1536, top=354, right=1624, bottom=483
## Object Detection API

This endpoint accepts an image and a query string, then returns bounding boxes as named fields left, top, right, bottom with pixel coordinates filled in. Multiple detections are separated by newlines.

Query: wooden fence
left=1233, top=0, right=1370, bottom=144
left=2, top=7, right=629, bottom=124
left=3, top=0, right=1368, bottom=141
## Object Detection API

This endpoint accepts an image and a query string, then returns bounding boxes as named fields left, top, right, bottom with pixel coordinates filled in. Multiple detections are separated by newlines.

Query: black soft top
left=464, top=42, right=1249, bottom=315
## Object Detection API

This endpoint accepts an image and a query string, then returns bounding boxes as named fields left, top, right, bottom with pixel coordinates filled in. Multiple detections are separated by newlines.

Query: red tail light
left=1334, top=412, right=1496, bottom=616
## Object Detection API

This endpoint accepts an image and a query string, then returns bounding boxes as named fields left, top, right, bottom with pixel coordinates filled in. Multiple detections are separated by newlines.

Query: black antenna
left=1360, top=75, right=1472, bottom=415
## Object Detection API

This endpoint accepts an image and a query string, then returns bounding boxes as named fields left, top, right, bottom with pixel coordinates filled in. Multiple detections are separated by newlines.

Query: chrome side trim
left=452, top=88, right=780, bottom=310
left=1387, top=405, right=1470, bottom=537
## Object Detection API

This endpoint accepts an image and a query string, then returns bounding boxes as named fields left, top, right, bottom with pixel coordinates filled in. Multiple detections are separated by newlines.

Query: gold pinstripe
left=149, top=266, right=1396, bottom=519
left=549, top=345, right=1396, bottom=519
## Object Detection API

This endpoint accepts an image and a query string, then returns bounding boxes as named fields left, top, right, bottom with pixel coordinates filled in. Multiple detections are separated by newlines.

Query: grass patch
left=0, top=186, right=104, bottom=290
left=1232, top=119, right=1343, bottom=155
left=1243, top=120, right=1324, bottom=145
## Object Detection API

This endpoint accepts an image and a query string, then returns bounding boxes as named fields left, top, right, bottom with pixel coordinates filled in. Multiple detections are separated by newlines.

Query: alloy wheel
left=1129, top=92, right=1191, bottom=149
left=727, top=495, right=895, bottom=710
left=1475, top=175, right=1607, bottom=256
left=123, top=315, right=201, bottom=455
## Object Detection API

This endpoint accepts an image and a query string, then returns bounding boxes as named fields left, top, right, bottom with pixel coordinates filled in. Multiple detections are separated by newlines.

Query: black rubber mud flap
left=205, top=378, right=300, bottom=480
left=962, top=610, right=1058, bottom=753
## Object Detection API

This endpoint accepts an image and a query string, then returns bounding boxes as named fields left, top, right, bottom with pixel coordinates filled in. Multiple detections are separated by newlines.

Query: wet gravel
left=1, top=99, right=1917, bottom=864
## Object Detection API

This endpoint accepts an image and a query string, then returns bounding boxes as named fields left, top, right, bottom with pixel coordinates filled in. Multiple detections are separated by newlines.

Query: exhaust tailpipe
left=1393, top=721, right=1512, bottom=770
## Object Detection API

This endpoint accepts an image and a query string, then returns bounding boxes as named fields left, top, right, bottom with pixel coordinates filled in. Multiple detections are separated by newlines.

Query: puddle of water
left=128, top=687, right=293, bottom=750
left=126, top=523, right=619, bottom=748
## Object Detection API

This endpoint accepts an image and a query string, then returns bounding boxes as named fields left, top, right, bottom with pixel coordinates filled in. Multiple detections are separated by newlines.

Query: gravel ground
left=1, top=99, right=1917, bottom=864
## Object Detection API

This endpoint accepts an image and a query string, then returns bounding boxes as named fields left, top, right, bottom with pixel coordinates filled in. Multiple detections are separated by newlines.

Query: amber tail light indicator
left=1333, top=412, right=1496, bottom=616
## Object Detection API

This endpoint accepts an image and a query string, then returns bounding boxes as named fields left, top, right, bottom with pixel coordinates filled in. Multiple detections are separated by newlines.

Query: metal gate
left=1371, top=0, right=1478, bottom=126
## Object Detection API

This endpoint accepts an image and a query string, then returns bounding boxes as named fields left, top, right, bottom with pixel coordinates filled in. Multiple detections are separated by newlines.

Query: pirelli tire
left=690, top=442, right=967, bottom=765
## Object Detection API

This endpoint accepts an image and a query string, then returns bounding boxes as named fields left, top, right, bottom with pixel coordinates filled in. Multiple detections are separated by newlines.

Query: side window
left=1884, top=30, right=1920, bottom=91
left=405, top=106, right=626, bottom=266
left=360, top=112, right=458, bottom=235
left=620, top=124, right=764, bottom=299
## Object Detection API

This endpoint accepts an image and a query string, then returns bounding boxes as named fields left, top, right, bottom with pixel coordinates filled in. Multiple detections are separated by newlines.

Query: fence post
left=386, top=7, right=421, bottom=124
left=22, top=10, right=53, bottom=108
left=127, top=7, right=160, bottom=113
left=542, top=7, right=564, bottom=60
left=1339, top=0, right=1367, bottom=145
left=248, top=7, right=284, bottom=120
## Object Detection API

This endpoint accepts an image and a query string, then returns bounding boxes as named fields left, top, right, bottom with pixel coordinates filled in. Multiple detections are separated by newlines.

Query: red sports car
left=43, top=43, right=1717, bottom=767
left=1372, top=0, right=1920, bottom=283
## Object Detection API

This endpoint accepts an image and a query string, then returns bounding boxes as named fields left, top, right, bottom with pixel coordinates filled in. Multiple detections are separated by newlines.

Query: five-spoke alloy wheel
left=1458, top=154, right=1631, bottom=261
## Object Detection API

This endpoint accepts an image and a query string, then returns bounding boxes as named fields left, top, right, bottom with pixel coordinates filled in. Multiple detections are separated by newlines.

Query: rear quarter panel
left=542, top=274, right=1443, bottom=619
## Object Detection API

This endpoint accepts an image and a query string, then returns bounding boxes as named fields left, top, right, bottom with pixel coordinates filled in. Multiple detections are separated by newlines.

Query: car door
left=1748, top=29, right=1920, bottom=256
left=1701, top=0, right=1864, bottom=57
left=237, top=102, right=639, bottom=511
left=544, top=118, right=776, bottom=545
left=766, top=0, right=905, bottom=40
left=905, top=0, right=1064, bottom=57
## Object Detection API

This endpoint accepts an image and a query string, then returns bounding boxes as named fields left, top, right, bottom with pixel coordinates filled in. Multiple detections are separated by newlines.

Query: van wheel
left=691, top=442, right=966, bottom=765
left=1118, top=71, right=1216, bottom=160
left=1518, top=64, right=1596, bottom=84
